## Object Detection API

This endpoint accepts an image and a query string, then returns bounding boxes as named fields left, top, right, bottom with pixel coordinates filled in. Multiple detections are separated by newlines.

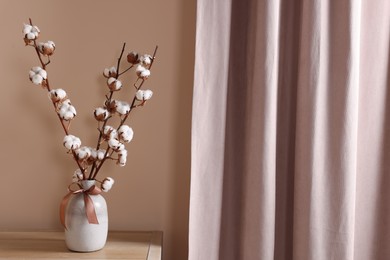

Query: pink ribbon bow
left=59, top=184, right=102, bottom=230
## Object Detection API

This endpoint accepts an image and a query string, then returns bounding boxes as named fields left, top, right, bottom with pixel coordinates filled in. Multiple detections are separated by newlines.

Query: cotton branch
left=26, top=18, right=86, bottom=178
left=90, top=45, right=158, bottom=180
left=24, top=19, right=158, bottom=183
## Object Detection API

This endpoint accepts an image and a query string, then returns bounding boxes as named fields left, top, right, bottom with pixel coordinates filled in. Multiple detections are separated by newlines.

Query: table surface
left=0, top=231, right=162, bottom=259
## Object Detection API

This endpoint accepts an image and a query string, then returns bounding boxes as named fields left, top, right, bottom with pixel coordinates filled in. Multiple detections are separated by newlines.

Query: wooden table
left=0, top=231, right=162, bottom=259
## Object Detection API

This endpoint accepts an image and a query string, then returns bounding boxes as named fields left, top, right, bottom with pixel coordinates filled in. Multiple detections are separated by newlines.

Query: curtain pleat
left=355, top=1, right=390, bottom=259
left=189, top=0, right=232, bottom=259
left=217, top=0, right=282, bottom=259
left=293, top=0, right=361, bottom=259
left=189, top=0, right=390, bottom=259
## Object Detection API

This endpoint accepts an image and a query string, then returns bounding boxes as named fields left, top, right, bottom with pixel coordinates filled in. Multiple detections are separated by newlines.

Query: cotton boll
left=29, top=70, right=36, bottom=79
left=23, top=24, right=40, bottom=44
left=143, top=90, right=153, bottom=100
left=64, top=135, right=81, bottom=150
left=117, top=149, right=127, bottom=167
left=140, top=54, right=152, bottom=66
left=32, top=25, right=40, bottom=36
left=136, top=65, right=150, bottom=79
left=91, top=148, right=98, bottom=159
left=26, top=33, right=36, bottom=40
left=105, top=99, right=117, bottom=113
left=87, top=148, right=98, bottom=164
left=103, top=126, right=118, bottom=140
left=30, top=67, right=40, bottom=73
left=48, top=89, right=67, bottom=102
left=23, top=24, right=32, bottom=35
left=62, top=99, right=72, bottom=106
left=101, top=177, right=115, bottom=192
left=75, top=146, right=92, bottom=160
left=135, top=90, right=144, bottom=101
left=72, top=169, right=84, bottom=182
left=94, top=107, right=110, bottom=121
left=108, top=138, right=125, bottom=151
left=31, top=74, right=44, bottom=85
left=118, top=125, right=134, bottom=143
left=103, top=125, right=118, bottom=139
left=136, top=65, right=145, bottom=77
left=64, top=108, right=76, bottom=120
left=62, top=111, right=76, bottom=121
left=103, top=68, right=110, bottom=78
left=110, top=67, right=118, bottom=77
left=107, top=77, right=115, bottom=85
left=38, top=41, right=55, bottom=56
left=37, top=69, right=47, bottom=79
left=127, top=51, right=139, bottom=64
left=140, top=69, right=151, bottom=79
left=135, top=89, right=153, bottom=101
left=115, top=101, right=130, bottom=115
left=29, top=67, right=47, bottom=85
left=63, top=135, right=72, bottom=143
left=97, top=149, right=106, bottom=161
left=59, top=102, right=77, bottom=121
left=103, top=66, right=117, bottom=78
left=63, top=135, right=81, bottom=150
left=107, top=77, right=122, bottom=91
left=47, top=40, right=55, bottom=49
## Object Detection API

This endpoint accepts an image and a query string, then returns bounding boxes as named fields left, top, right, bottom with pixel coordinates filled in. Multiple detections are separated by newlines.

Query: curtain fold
left=189, top=1, right=232, bottom=259
left=189, top=0, right=390, bottom=259
left=293, top=0, right=361, bottom=259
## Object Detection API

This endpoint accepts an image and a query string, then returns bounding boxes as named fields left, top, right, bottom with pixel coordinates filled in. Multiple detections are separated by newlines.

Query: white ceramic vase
left=64, top=180, right=108, bottom=252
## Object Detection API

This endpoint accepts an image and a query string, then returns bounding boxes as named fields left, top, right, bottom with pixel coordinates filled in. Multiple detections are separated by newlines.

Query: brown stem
left=115, top=43, right=126, bottom=80
left=132, top=100, right=146, bottom=109
left=45, top=58, right=51, bottom=66
left=118, top=65, right=134, bottom=76
left=148, top=45, right=159, bottom=71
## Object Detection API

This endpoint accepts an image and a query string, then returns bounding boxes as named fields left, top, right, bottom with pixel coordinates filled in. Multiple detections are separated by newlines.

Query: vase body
left=64, top=180, right=108, bottom=252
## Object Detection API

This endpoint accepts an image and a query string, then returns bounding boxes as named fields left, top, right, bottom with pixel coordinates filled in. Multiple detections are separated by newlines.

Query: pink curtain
left=189, top=0, right=390, bottom=259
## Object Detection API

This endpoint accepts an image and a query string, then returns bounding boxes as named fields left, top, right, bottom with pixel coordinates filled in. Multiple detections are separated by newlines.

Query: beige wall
left=0, top=1, right=195, bottom=259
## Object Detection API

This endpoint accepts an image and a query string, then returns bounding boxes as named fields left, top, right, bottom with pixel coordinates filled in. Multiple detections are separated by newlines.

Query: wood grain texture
left=0, top=231, right=162, bottom=260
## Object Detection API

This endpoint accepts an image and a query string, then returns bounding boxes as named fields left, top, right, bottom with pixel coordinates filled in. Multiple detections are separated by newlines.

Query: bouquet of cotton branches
left=23, top=19, right=157, bottom=193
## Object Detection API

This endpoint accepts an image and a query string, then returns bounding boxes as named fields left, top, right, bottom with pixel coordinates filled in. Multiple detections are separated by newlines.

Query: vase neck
left=81, top=180, right=96, bottom=190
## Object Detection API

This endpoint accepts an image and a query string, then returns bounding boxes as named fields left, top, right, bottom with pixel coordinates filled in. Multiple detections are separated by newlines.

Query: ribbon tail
left=88, top=185, right=102, bottom=195
left=84, top=193, right=99, bottom=225
left=60, top=192, right=74, bottom=230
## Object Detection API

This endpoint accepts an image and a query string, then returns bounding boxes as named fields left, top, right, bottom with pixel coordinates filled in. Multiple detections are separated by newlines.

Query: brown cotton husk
left=105, top=100, right=117, bottom=113
left=127, top=51, right=139, bottom=64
